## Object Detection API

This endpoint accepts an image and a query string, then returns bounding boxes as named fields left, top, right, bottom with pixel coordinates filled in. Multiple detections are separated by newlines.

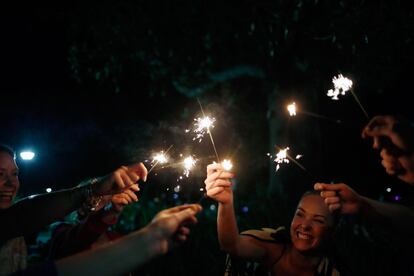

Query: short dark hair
left=300, top=190, right=321, bottom=199
left=0, top=144, right=16, bottom=159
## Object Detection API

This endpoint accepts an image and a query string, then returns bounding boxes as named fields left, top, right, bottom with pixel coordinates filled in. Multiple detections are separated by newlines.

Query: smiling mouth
left=296, top=231, right=313, bottom=240
left=0, top=192, right=14, bottom=202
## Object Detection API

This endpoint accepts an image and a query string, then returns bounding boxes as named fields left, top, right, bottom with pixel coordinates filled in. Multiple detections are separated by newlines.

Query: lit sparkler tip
left=188, top=116, right=216, bottom=142
left=182, top=155, right=197, bottom=177
left=275, top=147, right=290, bottom=164
left=184, top=156, right=196, bottom=169
left=153, top=152, right=168, bottom=164
left=327, top=74, right=353, bottom=100
left=195, top=116, right=215, bottom=131
left=287, top=102, right=297, bottom=116
left=221, top=159, right=233, bottom=171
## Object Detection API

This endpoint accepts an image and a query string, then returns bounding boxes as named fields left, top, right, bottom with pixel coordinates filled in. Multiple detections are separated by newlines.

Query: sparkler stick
left=197, top=98, right=220, bottom=162
left=147, top=145, right=174, bottom=174
left=287, top=102, right=341, bottom=124
left=349, top=89, right=369, bottom=119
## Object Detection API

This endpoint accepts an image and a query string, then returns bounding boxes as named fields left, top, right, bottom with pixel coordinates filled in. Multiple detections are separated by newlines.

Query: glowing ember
left=221, top=159, right=233, bottom=171
left=287, top=102, right=297, bottom=116
left=152, top=152, right=168, bottom=164
left=275, top=147, right=290, bottom=171
left=327, top=74, right=353, bottom=100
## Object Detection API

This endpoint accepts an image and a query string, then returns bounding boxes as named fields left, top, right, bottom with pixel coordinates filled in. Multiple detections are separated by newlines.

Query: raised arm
left=314, top=182, right=414, bottom=235
left=205, top=163, right=269, bottom=261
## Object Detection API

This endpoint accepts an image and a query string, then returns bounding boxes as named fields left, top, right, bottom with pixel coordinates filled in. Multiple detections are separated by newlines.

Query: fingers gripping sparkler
left=197, top=159, right=234, bottom=204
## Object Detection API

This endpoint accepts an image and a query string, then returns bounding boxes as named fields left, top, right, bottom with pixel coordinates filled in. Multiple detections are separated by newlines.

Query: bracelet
left=78, top=178, right=103, bottom=216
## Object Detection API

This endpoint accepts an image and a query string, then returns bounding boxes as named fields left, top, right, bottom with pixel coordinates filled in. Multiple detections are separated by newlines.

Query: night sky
left=1, top=1, right=413, bottom=201
left=1, top=3, right=414, bottom=273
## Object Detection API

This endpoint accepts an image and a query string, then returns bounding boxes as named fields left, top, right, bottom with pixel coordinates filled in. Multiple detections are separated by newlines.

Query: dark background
left=1, top=1, right=413, bottom=274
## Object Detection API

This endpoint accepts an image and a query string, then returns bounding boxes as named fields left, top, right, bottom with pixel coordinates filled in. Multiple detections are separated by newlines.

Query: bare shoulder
left=240, top=227, right=287, bottom=264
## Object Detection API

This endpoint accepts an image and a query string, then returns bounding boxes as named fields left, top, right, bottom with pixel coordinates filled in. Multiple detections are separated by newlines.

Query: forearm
left=49, top=213, right=113, bottom=260
left=0, top=186, right=88, bottom=241
left=359, top=196, right=414, bottom=234
left=217, top=201, right=241, bottom=253
left=56, top=226, right=162, bottom=276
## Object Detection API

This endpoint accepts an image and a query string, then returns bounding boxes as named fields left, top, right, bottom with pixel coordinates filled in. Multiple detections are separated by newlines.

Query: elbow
left=219, top=239, right=238, bottom=254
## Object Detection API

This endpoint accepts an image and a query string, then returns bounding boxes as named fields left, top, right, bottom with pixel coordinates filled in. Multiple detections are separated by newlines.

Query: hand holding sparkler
left=362, top=115, right=414, bottom=184
left=89, top=162, right=147, bottom=199
left=204, top=163, right=235, bottom=204
left=314, top=182, right=362, bottom=214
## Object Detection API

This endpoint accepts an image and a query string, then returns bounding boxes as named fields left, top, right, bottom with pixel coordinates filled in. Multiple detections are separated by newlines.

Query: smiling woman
left=204, top=163, right=340, bottom=276
left=0, top=144, right=26, bottom=275
left=0, top=145, right=20, bottom=209
left=290, top=191, right=338, bottom=256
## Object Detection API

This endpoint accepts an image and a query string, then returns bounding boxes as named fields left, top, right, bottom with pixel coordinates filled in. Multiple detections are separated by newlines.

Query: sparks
left=182, top=156, right=197, bottom=177
left=187, top=116, right=216, bottom=142
left=152, top=152, right=168, bottom=164
left=327, top=74, right=353, bottom=100
left=287, top=102, right=297, bottom=116
left=269, top=147, right=306, bottom=172
left=274, top=147, right=290, bottom=171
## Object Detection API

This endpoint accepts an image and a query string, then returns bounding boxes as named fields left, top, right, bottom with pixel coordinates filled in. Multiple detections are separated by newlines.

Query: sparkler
left=192, top=98, right=220, bottom=162
left=327, top=74, right=353, bottom=100
left=182, top=155, right=197, bottom=177
left=287, top=102, right=297, bottom=116
left=268, top=146, right=306, bottom=172
left=286, top=101, right=341, bottom=124
left=327, top=74, right=369, bottom=119
left=147, top=145, right=173, bottom=174
left=186, top=116, right=216, bottom=143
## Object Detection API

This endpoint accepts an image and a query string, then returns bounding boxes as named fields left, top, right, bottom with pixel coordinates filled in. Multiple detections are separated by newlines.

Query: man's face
left=0, top=152, right=20, bottom=209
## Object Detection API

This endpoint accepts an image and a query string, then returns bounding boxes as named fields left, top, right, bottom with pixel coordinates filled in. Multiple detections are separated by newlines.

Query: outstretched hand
left=204, top=163, right=235, bottom=204
left=362, top=115, right=414, bottom=184
left=148, top=204, right=202, bottom=254
left=92, top=163, right=148, bottom=196
left=314, top=183, right=362, bottom=214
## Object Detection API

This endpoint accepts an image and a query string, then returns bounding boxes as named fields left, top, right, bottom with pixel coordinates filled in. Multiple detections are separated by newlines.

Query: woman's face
left=290, top=194, right=334, bottom=254
left=0, top=152, right=20, bottom=209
